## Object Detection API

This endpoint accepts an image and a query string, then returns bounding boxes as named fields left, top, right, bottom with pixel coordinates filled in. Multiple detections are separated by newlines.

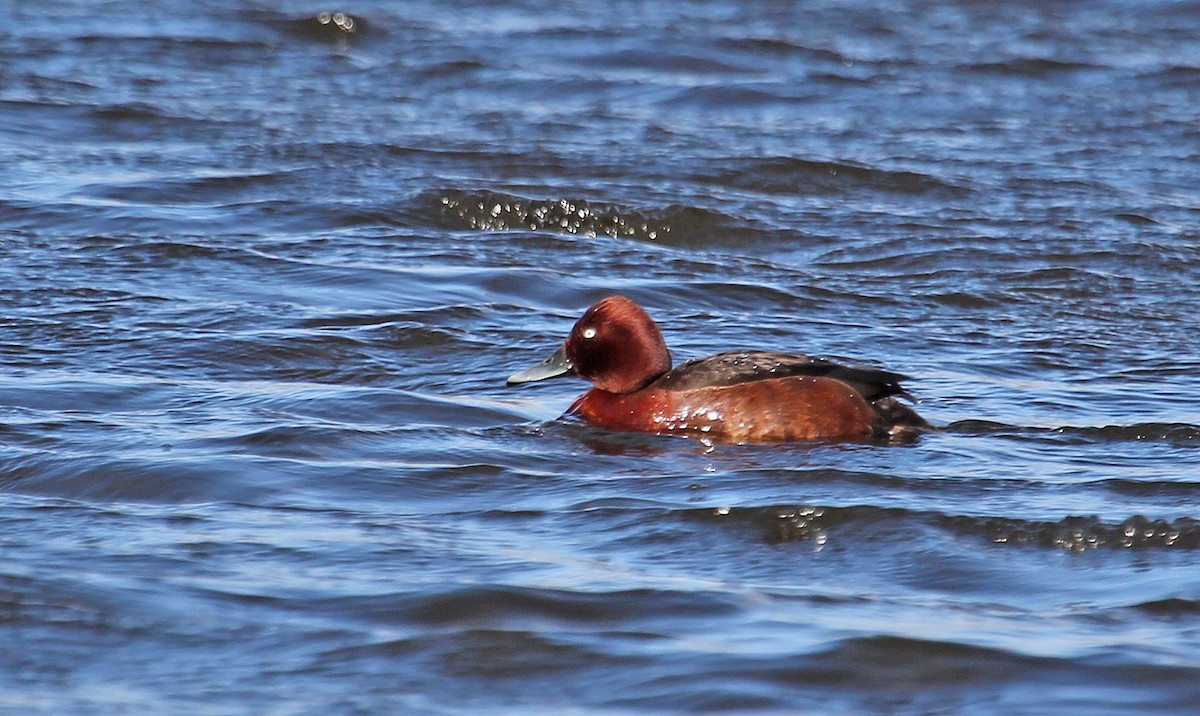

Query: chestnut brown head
left=507, top=295, right=672, bottom=394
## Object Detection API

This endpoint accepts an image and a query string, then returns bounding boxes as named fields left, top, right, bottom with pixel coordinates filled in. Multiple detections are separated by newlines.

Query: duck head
left=507, top=295, right=672, bottom=394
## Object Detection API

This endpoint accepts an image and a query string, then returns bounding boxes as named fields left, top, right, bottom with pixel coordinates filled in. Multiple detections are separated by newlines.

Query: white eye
left=582, top=327, right=597, bottom=339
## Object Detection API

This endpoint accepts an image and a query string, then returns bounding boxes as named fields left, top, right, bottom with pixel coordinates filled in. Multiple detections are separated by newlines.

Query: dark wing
left=652, top=350, right=915, bottom=403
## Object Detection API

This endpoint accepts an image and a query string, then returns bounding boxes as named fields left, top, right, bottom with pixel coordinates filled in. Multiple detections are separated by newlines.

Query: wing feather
left=652, top=350, right=915, bottom=403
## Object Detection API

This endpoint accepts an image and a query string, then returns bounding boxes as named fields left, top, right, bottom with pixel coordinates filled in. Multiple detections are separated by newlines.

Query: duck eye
left=582, top=327, right=597, bottom=339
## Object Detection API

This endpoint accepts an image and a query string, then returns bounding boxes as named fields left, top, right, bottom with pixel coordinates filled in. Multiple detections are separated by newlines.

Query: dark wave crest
left=947, top=420, right=1200, bottom=445
left=420, top=188, right=772, bottom=248
left=689, top=504, right=1200, bottom=551
left=694, top=156, right=973, bottom=198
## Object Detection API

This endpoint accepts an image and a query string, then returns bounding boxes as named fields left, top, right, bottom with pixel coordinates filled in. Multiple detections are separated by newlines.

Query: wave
left=302, top=587, right=1200, bottom=711
left=946, top=420, right=1200, bottom=445
left=418, top=188, right=773, bottom=248
left=733, top=635, right=1200, bottom=710
left=683, top=503, right=1200, bottom=551
left=964, top=57, right=1100, bottom=76
left=277, top=12, right=368, bottom=41
left=0, top=450, right=271, bottom=503
left=693, top=156, right=973, bottom=198
left=1130, top=597, right=1200, bottom=617
left=78, top=170, right=297, bottom=206
left=353, top=584, right=738, bottom=626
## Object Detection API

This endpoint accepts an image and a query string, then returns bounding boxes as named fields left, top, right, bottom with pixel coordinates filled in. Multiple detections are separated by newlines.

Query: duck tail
left=872, top=396, right=932, bottom=443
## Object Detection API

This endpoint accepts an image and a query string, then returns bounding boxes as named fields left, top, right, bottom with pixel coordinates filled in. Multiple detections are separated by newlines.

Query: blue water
left=3, top=1, right=1200, bottom=713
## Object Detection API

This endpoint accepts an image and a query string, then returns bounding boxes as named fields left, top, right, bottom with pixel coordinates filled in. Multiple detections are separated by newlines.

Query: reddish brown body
left=508, top=295, right=928, bottom=445
left=569, top=376, right=882, bottom=443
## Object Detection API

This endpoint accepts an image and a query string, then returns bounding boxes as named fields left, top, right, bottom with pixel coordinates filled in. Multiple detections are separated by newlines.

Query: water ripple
left=425, top=188, right=771, bottom=248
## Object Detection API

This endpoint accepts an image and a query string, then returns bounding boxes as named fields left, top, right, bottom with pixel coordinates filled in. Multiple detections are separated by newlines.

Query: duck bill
left=507, top=343, right=574, bottom=385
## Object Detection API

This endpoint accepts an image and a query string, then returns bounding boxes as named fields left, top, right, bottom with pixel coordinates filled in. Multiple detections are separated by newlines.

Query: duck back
left=652, top=350, right=914, bottom=403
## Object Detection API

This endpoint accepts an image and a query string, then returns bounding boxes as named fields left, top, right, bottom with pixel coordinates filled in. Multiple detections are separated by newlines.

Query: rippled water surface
left=3, top=1, right=1200, bottom=713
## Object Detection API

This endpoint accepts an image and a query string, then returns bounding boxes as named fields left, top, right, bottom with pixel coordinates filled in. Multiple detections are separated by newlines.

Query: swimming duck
left=507, top=295, right=928, bottom=444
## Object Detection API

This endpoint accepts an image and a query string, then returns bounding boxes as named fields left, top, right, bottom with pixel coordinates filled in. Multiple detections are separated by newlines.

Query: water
left=2, top=0, right=1200, bottom=713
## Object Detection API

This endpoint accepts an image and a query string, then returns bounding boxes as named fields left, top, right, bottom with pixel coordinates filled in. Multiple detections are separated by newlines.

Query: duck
left=507, top=295, right=929, bottom=444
